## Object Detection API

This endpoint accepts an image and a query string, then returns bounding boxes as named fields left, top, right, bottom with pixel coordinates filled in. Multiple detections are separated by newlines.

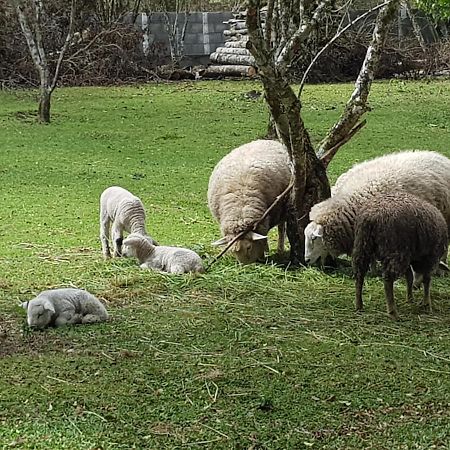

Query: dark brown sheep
left=353, top=192, right=448, bottom=320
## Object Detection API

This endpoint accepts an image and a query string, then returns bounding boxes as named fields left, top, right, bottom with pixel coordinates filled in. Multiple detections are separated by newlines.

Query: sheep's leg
left=100, top=216, right=112, bottom=259
left=277, top=222, right=286, bottom=254
left=354, top=271, right=365, bottom=312
left=421, top=272, right=433, bottom=313
left=111, top=222, right=124, bottom=257
left=405, top=267, right=414, bottom=303
left=54, top=312, right=82, bottom=327
left=81, top=314, right=104, bottom=324
left=383, top=276, right=399, bottom=320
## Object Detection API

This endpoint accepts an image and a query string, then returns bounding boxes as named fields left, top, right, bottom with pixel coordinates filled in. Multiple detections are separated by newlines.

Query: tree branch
left=50, top=0, right=77, bottom=92
left=276, top=0, right=332, bottom=71
left=298, top=0, right=390, bottom=96
left=316, top=0, right=401, bottom=159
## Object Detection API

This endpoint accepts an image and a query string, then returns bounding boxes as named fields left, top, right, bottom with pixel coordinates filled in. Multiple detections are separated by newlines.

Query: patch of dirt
left=312, top=402, right=450, bottom=442
left=0, top=314, right=69, bottom=357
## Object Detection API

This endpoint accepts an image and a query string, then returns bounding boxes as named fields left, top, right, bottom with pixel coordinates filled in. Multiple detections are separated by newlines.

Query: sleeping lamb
left=208, top=139, right=291, bottom=264
left=122, top=233, right=204, bottom=274
left=22, top=288, right=109, bottom=329
left=100, top=186, right=157, bottom=258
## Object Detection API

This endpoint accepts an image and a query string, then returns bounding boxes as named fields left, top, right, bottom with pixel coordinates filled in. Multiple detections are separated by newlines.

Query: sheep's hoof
left=388, top=311, right=400, bottom=321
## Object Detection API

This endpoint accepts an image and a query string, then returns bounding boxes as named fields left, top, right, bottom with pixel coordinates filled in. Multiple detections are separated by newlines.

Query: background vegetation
left=0, top=79, right=449, bottom=449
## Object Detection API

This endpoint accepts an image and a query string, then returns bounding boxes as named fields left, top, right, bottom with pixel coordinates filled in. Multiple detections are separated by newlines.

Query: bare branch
left=316, top=0, right=401, bottom=159
left=319, top=120, right=366, bottom=168
left=299, top=1, right=390, bottom=96
left=50, top=0, right=77, bottom=92
left=276, top=0, right=333, bottom=70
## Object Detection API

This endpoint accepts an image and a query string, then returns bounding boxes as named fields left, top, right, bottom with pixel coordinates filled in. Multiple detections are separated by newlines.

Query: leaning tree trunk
left=247, top=47, right=331, bottom=264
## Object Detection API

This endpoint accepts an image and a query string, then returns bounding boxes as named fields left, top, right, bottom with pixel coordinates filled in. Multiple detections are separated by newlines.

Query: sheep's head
left=212, top=231, right=268, bottom=264
left=22, top=298, right=55, bottom=329
left=304, top=222, right=328, bottom=265
left=122, top=233, right=154, bottom=261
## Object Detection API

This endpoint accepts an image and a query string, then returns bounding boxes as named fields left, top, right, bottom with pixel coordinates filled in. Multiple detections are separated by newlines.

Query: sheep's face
left=233, top=236, right=269, bottom=264
left=304, top=222, right=327, bottom=265
left=121, top=242, right=137, bottom=258
left=23, top=299, right=55, bottom=329
left=212, top=232, right=268, bottom=264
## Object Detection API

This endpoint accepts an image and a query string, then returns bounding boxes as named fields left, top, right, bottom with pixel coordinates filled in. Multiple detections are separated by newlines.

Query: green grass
left=0, top=80, right=449, bottom=449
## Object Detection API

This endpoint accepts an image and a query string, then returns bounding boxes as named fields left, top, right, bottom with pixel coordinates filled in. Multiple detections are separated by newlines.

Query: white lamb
left=22, top=288, right=109, bottom=329
left=100, top=186, right=157, bottom=258
left=207, top=139, right=292, bottom=264
left=122, top=233, right=204, bottom=274
left=306, top=150, right=450, bottom=266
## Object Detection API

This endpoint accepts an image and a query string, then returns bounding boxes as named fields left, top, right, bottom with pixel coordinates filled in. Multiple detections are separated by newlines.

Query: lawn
left=0, top=80, right=449, bottom=449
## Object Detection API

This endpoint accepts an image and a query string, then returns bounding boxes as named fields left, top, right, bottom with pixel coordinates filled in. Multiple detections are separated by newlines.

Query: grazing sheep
left=100, top=186, right=157, bottom=258
left=207, top=139, right=291, bottom=264
left=305, top=191, right=447, bottom=319
left=122, top=233, right=204, bottom=274
left=307, top=150, right=450, bottom=266
left=22, top=288, right=109, bottom=329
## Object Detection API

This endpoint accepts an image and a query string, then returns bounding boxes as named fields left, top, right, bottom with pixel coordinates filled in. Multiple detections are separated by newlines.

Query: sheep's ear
left=123, top=235, right=143, bottom=247
left=43, top=299, right=55, bottom=313
left=212, top=237, right=228, bottom=247
left=21, top=301, right=29, bottom=310
left=313, top=225, right=323, bottom=238
left=249, top=231, right=268, bottom=241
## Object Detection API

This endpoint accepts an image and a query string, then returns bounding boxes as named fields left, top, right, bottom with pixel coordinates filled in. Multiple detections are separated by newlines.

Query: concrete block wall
left=135, top=11, right=233, bottom=61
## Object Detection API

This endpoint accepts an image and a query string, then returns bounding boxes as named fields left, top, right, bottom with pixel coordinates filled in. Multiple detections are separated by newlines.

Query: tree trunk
left=38, top=88, right=51, bottom=123
left=257, top=71, right=330, bottom=264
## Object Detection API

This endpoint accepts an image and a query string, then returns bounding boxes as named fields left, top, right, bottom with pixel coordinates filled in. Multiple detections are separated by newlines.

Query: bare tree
left=246, top=0, right=401, bottom=264
left=159, top=0, right=190, bottom=65
left=10, top=0, right=77, bottom=123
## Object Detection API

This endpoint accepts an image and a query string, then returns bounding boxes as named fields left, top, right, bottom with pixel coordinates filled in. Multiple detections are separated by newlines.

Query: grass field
left=0, top=80, right=449, bottom=449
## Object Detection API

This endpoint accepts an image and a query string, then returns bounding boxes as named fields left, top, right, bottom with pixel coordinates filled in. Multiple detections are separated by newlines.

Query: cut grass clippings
left=0, top=80, right=449, bottom=449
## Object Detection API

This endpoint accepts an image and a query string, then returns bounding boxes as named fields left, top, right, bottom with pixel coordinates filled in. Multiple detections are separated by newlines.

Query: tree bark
left=246, top=4, right=330, bottom=264
left=38, top=89, right=51, bottom=123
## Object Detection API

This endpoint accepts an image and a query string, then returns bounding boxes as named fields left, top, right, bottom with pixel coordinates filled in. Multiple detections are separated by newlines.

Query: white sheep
left=22, top=288, right=108, bottom=329
left=207, top=139, right=292, bottom=264
left=122, top=233, right=204, bottom=274
left=100, top=186, right=157, bottom=258
left=305, top=150, right=450, bottom=266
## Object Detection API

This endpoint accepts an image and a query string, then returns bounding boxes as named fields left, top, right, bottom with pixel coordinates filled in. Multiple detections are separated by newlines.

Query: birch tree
left=245, top=0, right=401, bottom=264
left=10, top=0, right=76, bottom=123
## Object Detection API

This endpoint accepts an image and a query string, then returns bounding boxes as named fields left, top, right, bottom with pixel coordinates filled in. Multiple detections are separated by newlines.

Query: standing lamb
left=22, top=288, right=109, bottom=329
left=306, top=150, right=450, bottom=266
left=207, top=139, right=291, bottom=264
left=100, top=186, right=157, bottom=258
left=122, top=233, right=204, bottom=274
left=305, top=191, right=448, bottom=319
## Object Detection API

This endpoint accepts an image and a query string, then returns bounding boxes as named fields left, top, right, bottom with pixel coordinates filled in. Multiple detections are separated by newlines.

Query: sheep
left=207, top=139, right=291, bottom=264
left=122, top=233, right=204, bottom=274
left=306, top=150, right=450, bottom=267
left=305, top=190, right=448, bottom=319
left=22, top=288, right=109, bottom=329
left=100, top=186, right=157, bottom=258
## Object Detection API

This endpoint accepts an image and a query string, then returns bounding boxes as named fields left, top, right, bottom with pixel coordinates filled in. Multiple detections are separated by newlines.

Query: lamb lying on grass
left=22, top=288, right=109, bottom=329
left=100, top=186, right=157, bottom=258
left=122, top=233, right=204, bottom=274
